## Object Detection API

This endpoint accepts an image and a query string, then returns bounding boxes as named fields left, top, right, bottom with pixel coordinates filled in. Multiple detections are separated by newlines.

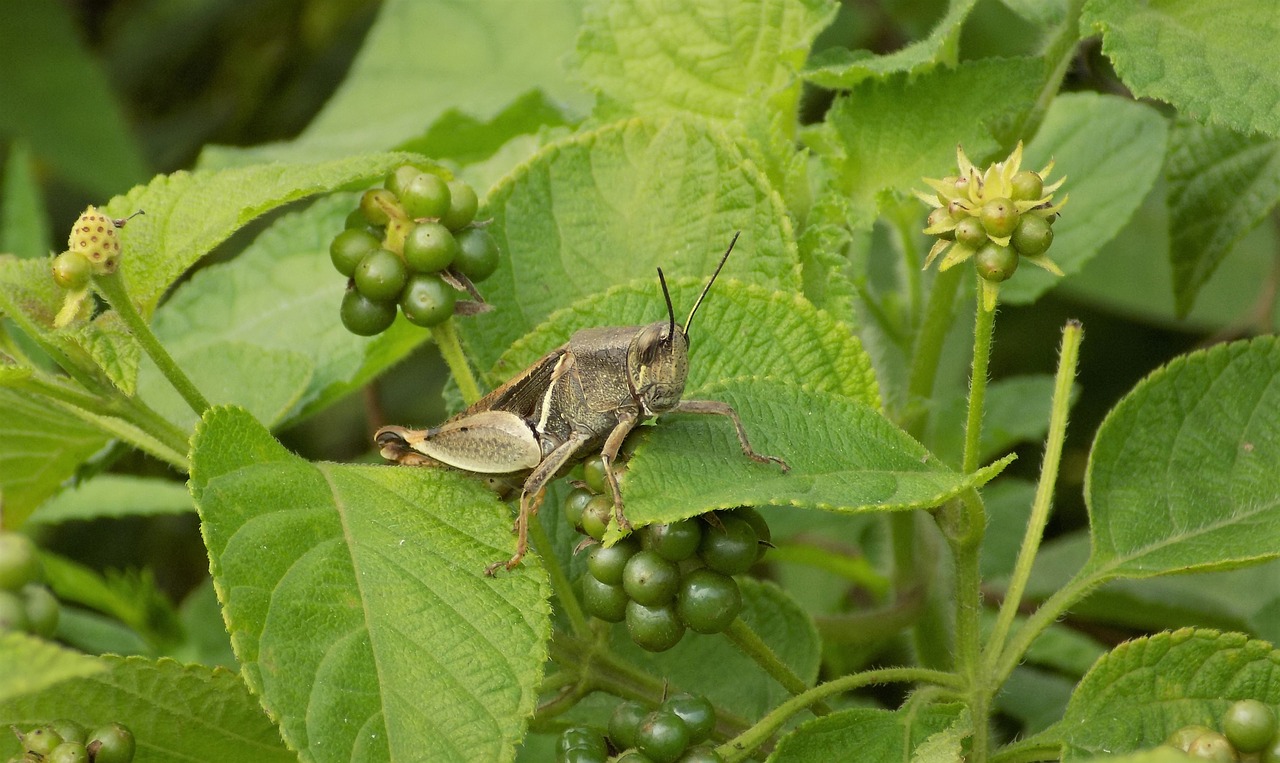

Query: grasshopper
left=375, top=234, right=788, bottom=575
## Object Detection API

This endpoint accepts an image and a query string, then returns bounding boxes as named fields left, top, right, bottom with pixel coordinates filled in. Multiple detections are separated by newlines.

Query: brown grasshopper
left=375, top=234, right=788, bottom=575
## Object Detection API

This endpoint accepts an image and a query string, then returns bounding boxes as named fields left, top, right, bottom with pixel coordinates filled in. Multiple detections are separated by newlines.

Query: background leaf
left=190, top=406, right=550, bottom=763
left=0, top=632, right=104, bottom=705
left=1084, top=336, right=1280, bottom=580
left=768, top=703, right=966, bottom=761
left=27, top=474, right=191, bottom=525
left=1, top=141, right=52, bottom=258
left=1081, top=0, right=1280, bottom=138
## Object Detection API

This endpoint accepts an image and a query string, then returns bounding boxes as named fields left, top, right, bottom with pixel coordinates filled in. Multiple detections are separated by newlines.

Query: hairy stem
left=995, top=568, right=1104, bottom=686
left=723, top=618, right=826, bottom=712
left=430, top=319, right=482, bottom=405
left=528, top=518, right=590, bottom=639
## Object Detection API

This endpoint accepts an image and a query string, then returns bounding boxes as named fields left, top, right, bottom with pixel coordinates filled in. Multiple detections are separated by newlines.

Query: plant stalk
left=723, top=618, right=826, bottom=712
left=527, top=518, right=590, bottom=639
left=430, top=319, right=482, bottom=406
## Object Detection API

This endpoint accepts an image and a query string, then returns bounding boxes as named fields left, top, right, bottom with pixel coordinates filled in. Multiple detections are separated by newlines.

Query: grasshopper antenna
left=684, top=231, right=739, bottom=334
left=657, top=267, right=676, bottom=340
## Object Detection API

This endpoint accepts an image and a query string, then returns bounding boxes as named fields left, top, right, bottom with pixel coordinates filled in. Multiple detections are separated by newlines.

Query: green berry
left=1224, top=699, right=1276, bottom=753
left=340, top=288, right=397, bottom=336
left=1168, top=725, right=1216, bottom=752
left=329, top=228, right=382, bottom=277
left=954, top=216, right=987, bottom=249
left=582, top=455, right=608, bottom=495
left=636, top=710, right=690, bottom=763
left=0, top=533, right=40, bottom=590
left=974, top=243, right=1019, bottom=283
left=558, top=726, right=608, bottom=762
left=925, top=208, right=953, bottom=239
left=385, top=165, right=423, bottom=198
left=47, top=742, right=87, bottom=763
left=698, top=514, right=757, bottom=576
left=677, top=745, right=724, bottom=762
left=644, top=520, right=702, bottom=563
left=581, top=574, right=628, bottom=623
left=22, top=584, right=59, bottom=638
left=441, top=180, right=479, bottom=230
left=610, top=700, right=649, bottom=751
left=359, top=188, right=401, bottom=227
left=979, top=197, right=1018, bottom=238
left=399, top=273, right=456, bottom=328
left=1186, top=729, right=1238, bottom=762
left=51, top=251, right=93, bottom=290
left=453, top=227, right=500, bottom=282
left=85, top=723, right=134, bottom=763
left=1010, top=214, right=1053, bottom=256
left=400, top=173, right=452, bottom=220
left=47, top=721, right=86, bottom=746
left=1011, top=170, right=1044, bottom=202
left=564, top=488, right=594, bottom=531
left=676, top=569, right=741, bottom=634
left=626, top=600, right=684, bottom=652
left=730, top=507, right=770, bottom=561
left=587, top=538, right=640, bottom=586
left=353, top=249, right=409, bottom=302
left=403, top=222, right=459, bottom=273
left=617, top=753, right=657, bottom=763
left=581, top=495, right=614, bottom=541
left=0, top=590, right=29, bottom=632
left=662, top=694, right=715, bottom=743
left=622, top=551, right=680, bottom=606
left=19, top=726, right=63, bottom=755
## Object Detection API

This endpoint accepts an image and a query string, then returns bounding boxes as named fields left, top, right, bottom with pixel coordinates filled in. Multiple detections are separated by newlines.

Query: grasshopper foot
left=749, top=452, right=790, bottom=474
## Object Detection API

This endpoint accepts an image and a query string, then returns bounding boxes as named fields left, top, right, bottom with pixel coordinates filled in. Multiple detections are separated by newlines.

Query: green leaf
left=822, top=57, right=1044, bottom=227
left=66, top=311, right=140, bottom=395
left=996, top=665, right=1077, bottom=736
left=911, top=708, right=972, bottom=763
left=0, top=0, right=148, bottom=197
left=145, top=193, right=427, bottom=426
left=0, top=388, right=109, bottom=528
left=462, top=117, right=803, bottom=371
left=1081, top=0, right=1280, bottom=138
left=202, top=0, right=592, bottom=167
left=1001, top=92, right=1169, bottom=304
left=399, top=89, right=575, bottom=168
left=768, top=703, right=966, bottom=761
left=27, top=474, right=191, bottom=525
left=1049, top=629, right=1280, bottom=758
left=1, top=141, right=51, bottom=258
left=796, top=183, right=857, bottom=316
left=0, top=631, right=104, bottom=705
left=612, top=378, right=1011, bottom=536
left=492, top=280, right=878, bottom=406
left=0, top=656, right=294, bottom=763
left=573, top=0, right=837, bottom=123
left=1165, top=120, right=1280, bottom=316
left=190, top=406, right=550, bottom=763
left=613, top=579, right=819, bottom=720
left=42, top=552, right=184, bottom=649
left=1083, top=336, right=1280, bottom=580
left=102, top=152, right=426, bottom=316
left=927, top=374, right=1073, bottom=467
left=998, top=0, right=1068, bottom=27
left=802, top=0, right=977, bottom=88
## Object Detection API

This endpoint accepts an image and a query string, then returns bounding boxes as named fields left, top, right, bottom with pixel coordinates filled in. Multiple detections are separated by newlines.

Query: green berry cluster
left=566, top=459, right=767, bottom=653
left=0, top=533, right=58, bottom=639
left=8, top=721, right=133, bottom=763
left=1159, top=700, right=1280, bottom=761
left=557, top=694, right=722, bottom=763
left=330, top=165, right=500, bottom=336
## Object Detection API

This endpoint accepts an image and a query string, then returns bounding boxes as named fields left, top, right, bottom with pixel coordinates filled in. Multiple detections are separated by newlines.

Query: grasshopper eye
left=635, top=323, right=671, bottom=366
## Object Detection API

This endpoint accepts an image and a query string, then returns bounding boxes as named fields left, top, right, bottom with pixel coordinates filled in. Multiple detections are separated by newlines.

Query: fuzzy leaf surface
left=0, top=632, right=104, bottom=705
left=190, top=406, right=550, bottom=763
left=1082, top=0, right=1280, bottom=138
left=1084, top=336, right=1280, bottom=580
left=768, top=703, right=966, bottom=761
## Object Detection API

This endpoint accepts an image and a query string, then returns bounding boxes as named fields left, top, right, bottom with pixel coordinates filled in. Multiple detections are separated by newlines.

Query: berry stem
left=722, top=618, right=829, bottom=713
left=984, top=320, right=1082, bottom=675
left=429, top=319, right=481, bottom=406
left=93, top=270, right=212, bottom=417
left=526, top=515, right=591, bottom=638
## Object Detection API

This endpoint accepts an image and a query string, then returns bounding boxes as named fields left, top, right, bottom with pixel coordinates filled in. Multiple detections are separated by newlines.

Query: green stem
left=94, top=271, right=211, bottom=417
left=995, top=568, right=1104, bottom=687
left=717, top=667, right=963, bottom=763
left=527, top=518, right=590, bottom=639
left=430, top=319, right=482, bottom=406
left=990, top=738, right=1063, bottom=763
left=723, top=618, right=826, bottom=712
left=962, top=279, right=997, bottom=476
left=985, top=321, right=1082, bottom=673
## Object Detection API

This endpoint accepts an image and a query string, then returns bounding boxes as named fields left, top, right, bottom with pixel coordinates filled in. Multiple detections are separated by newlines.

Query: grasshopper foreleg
left=600, top=408, right=640, bottom=533
left=670, top=399, right=790, bottom=473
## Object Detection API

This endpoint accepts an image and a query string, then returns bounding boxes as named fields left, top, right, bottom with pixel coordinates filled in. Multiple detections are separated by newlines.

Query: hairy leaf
left=769, top=703, right=966, bottom=761
left=0, top=632, right=104, bottom=705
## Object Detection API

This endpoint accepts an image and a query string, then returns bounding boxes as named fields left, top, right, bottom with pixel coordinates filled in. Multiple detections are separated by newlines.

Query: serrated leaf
left=823, top=57, right=1044, bottom=227
left=201, top=0, right=591, bottom=167
left=492, top=279, right=877, bottom=406
left=0, top=631, right=104, bottom=705
left=462, top=117, right=803, bottom=371
left=796, top=183, right=857, bottom=316
left=399, top=89, right=575, bottom=168
left=612, top=378, right=1011, bottom=536
left=0, top=388, right=109, bottom=528
left=190, top=406, right=550, bottom=763
left=1083, top=336, right=1280, bottom=580
left=100, top=152, right=426, bottom=316
left=1081, top=0, right=1280, bottom=138
left=912, top=708, right=972, bottom=763
left=1165, top=120, right=1280, bottom=316
left=1049, top=629, right=1280, bottom=759
left=27, top=474, right=190, bottom=525
left=1002, top=92, right=1170, bottom=304
left=613, top=579, right=819, bottom=720
left=146, top=193, right=427, bottom=426
left=768, top=703, right=966, bottom=761
left=65, top=311, right=140, bottom=394
left=574, top=0, right=837, bottom=124
left=803, top=0, right=977, bottom=88
left=0, top=656, right=294, bottom=763
left=1, top=141, right=51, bottom=259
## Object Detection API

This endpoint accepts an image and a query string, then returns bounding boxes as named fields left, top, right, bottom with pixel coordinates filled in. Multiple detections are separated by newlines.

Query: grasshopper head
left=628, top=234, right=738, bottom=415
